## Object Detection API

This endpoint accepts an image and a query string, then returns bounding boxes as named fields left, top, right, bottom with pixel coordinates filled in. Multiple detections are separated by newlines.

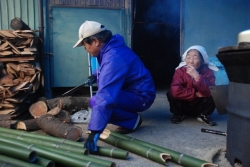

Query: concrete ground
left=77, top=88, right=233, bottom=167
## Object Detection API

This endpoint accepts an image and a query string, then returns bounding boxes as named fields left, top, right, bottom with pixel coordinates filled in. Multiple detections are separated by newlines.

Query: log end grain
left=29, top=101, right=47, bottom=118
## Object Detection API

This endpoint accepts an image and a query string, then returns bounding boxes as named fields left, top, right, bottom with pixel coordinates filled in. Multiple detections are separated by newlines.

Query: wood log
left=47, top=99, right=62, bottom=116
left=37, top=96, right=47, bottom=104
left=10, top=17, right=31, bottom=30
left=29, top=101, right=47, bottom=118
left=37, top=114, right=82, bottom=141
left=47, top=96, right=90, bottom=114
left=16, top=119, right=40, bottom=131
left=0, top=120, right=15, bottom=128
left=0, top=114, right=12, bottom=121
left=55, top=110, right=71, bottom=123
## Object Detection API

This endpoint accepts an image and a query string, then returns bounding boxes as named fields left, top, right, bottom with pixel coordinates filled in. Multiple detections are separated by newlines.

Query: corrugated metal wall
left=0, top=0, right=39, bottom=30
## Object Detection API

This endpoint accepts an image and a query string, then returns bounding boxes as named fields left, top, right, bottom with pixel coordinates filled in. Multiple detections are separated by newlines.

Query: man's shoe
left=115, top=114, right=142, bottom=134
left=170, top=114, right=184, bottom=124
left=197, top=114, right=216, bottom=126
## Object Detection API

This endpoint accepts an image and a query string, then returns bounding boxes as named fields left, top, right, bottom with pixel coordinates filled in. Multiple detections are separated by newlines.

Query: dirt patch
left=212, top=148, right=233, bottom=167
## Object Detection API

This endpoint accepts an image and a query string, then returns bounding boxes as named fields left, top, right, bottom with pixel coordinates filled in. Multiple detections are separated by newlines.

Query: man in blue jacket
left=73, top=20, right=156, bottom=153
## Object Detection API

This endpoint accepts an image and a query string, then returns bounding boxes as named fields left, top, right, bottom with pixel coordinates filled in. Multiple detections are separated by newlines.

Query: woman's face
left=185, top=49, right=204, bottom=69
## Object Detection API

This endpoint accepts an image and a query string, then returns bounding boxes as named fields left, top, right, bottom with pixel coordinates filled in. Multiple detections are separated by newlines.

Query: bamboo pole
left=100, top=132, right=171, bottom=166
left=0, top=136, right=106, bottom=167
left=0, top=141, right=37, bottom=162
left=44, top=147, right=116, bottom=167
left=98, top=146, right=129, bottom=160
left=103, top=129, right=218, bottom=167
left=0, top=161, right=18, bottom=167
left=0, top=132, right=87, bottom=155
left=0, top=154, right=43, bottom=167
left=0, top=127, right=128, bottom=159
left=0, top=127, right=81, bottom=147
left=34, top=156, right=55, bottom=167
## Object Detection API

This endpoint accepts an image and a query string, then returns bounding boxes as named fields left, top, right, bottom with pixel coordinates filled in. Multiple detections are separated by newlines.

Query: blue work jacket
left=88, top=34, right=156, bottom=132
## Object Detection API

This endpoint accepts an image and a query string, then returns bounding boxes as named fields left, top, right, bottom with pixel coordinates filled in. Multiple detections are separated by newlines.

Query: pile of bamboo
left=0, top=127, right=129, bottom=167
left=0, top=29, right=41, bottom=124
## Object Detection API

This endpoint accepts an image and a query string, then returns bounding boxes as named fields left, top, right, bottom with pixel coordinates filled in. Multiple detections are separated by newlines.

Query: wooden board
left=0, top=55, right=35, bottom=62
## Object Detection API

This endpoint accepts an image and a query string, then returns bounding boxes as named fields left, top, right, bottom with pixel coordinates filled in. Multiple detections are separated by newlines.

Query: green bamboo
left=0, top=141, right=37, bottom=162
left=0, top=133, right=114, bottom=166
left=99, top=132, right=171, bottom=165
left=0, top=161, right=17, bottom=167
left=0, top=128, right=128, bottom=159
left=0, top=154, right=43, bottom=167
left=97, top=146, right=129, bottom=159
left=44, top=147, right=116, bottom=167
left=104, top=129, right=218, bottom=167
left=0, top=127, right=81, bottom=147
left=0, top=136, right=106, bottom=167
left=34, top=156, right=55, bottom=167
left=0, top=132, right=87, bottom=155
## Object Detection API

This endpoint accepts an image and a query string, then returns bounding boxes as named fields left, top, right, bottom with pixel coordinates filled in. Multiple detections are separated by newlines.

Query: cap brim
left=73, top=38, right=83, bottom=48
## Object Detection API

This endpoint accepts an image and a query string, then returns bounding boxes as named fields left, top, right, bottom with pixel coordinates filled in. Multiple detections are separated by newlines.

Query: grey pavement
left=78, top=88, right=232, bottom=167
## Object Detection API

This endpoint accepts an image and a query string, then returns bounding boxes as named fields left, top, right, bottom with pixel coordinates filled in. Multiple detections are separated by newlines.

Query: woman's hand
left=185, top=65, right=200, bottom=81
left=196, top=92, right=204, bottom=97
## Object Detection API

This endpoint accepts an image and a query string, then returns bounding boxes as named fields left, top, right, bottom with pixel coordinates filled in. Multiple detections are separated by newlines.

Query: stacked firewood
left=0, top=30, right=39, bottom=56
left=0, top=29, right=41, bottom=125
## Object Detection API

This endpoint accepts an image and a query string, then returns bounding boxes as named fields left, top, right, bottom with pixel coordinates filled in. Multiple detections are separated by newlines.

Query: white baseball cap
left=73, top=20, right=107, bottom=48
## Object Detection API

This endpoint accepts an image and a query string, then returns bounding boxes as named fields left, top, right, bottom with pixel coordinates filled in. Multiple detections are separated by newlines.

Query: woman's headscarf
left=175, top=45, right=219, bottom=71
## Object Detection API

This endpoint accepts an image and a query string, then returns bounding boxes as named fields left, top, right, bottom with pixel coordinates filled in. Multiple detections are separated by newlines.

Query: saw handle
left=201, top=128, right=227, bottom=136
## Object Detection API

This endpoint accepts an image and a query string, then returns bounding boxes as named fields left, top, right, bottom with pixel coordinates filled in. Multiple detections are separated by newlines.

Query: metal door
left=48, top=1, right=132, bottom=87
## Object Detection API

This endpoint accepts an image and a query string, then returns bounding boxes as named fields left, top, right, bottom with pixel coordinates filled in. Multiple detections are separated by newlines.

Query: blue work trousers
left=90, top=90, right=154, bottom=130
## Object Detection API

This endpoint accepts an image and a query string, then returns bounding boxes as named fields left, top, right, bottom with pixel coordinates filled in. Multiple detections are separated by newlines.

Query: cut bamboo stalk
left=0, top=127, right=128, bottom=159
left=44, top=147, right=116, bottom=167
left=103, top=129, right=218, bottom=167
left=0, top=126, right=82, bottom=147
left=0, top=160, right=20, bottom=167
left=100, top=132, right=171, bottom=166
left=0, top=154, right=42, bottom=167
left=33, top=156, right=55, bottom=167
left=0, top=132, right=87, bottom=155
left=0, top=141, right=37, bottom=162
left=0, top=136, right=106, bottom=167
left=97, top=147, right=129, bottom=160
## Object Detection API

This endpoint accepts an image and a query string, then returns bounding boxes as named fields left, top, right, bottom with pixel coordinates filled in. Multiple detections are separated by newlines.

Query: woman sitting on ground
left=166, top=45, right=219, bottom=126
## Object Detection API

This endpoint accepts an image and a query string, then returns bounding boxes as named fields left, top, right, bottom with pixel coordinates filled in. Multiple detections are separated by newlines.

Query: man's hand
left=86, top=75, right=97, bottom=86
left=84, top=131, right=100, bottom=153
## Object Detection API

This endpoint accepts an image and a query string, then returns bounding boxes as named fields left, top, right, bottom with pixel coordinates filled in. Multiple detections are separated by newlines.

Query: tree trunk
left=37, top=114, right=82, bottom=141
left=47, top=96, right=90, bottom=114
